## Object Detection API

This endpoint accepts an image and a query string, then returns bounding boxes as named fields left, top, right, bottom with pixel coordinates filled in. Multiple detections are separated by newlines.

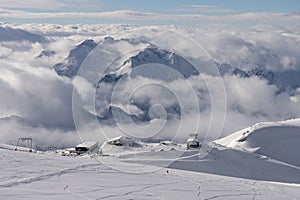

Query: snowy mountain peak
left=98, top=46, right=199, bottom=83
left=54, top=39, right=98, bottom=78
left=94, top=46, right=196, bottom=124
left=127, top=47, right=199, bottom=79
left=79, top=39, right=97, bottom=47
left=36, top=50, right=55, bottom=58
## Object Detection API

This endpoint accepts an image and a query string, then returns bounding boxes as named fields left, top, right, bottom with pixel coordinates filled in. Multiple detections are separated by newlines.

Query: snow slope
left=215, top=118, right=300, bottom=167
left=0, top=118, right=300, bottom=199
left=0, top=148, right=299, bottom=200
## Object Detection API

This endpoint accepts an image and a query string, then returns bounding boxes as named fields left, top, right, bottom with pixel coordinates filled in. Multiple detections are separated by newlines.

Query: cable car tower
left=16, top=137, right=33, bottom=152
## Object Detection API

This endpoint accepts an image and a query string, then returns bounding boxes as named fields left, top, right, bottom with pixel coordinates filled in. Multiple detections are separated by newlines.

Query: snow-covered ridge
left=0, top=26, right=46, bottom=42
left=218, top=63, right=300, bottom=95
left=54, top=37, right=199, bottom=80
left=215, top=118, right=300, bottom=167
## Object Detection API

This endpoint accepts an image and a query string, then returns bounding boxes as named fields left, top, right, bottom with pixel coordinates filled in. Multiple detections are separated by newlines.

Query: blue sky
left=0, top=0, right=299, bottom=25
left=8, top=0, right=299, bottom=13
left=99, top=0, right=299, bottom=13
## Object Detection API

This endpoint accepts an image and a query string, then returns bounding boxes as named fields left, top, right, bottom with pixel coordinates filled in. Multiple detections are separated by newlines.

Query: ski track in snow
left=0, top=163, right=100, bottom=188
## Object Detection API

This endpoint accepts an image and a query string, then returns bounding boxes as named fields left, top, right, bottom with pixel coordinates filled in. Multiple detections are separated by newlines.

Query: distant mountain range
left=53, top=37, right=300, bottom=123
left=217, top=62, right=300, bottom=95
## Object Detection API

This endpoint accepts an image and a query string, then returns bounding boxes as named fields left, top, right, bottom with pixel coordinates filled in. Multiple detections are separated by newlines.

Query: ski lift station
left=107, top=136, right=136, bottom=147
left=187, top=134, right=200, bottom=149
left=75, top=141, right=98, bottom=154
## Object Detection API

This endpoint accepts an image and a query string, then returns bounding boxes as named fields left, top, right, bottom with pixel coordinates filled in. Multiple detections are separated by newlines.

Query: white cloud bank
left=0, top=0, right=65, bottom=9
left=0, top=8, right=299, bottom=25
left=172, top=5, right=238, bottom=13
left=0, top=0, right=101, bottom=10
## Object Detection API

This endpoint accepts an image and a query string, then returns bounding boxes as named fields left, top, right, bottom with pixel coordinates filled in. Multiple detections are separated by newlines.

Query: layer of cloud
left=0, top=0, right=65, bottom=10
left=184, top=26, right=300, bottom=72
left=0, top=39, right=75, bottom=128
left=73, top=72, right=300, bottom=144
left=0, top=0, right=101, bottom=10
left=0, top=8, right=299, bottom=24
left=95, top=74, right=300, bottom=142
left=0, top=116, right=79, bottom=149
left=172, top=5, right=237, bottom=13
